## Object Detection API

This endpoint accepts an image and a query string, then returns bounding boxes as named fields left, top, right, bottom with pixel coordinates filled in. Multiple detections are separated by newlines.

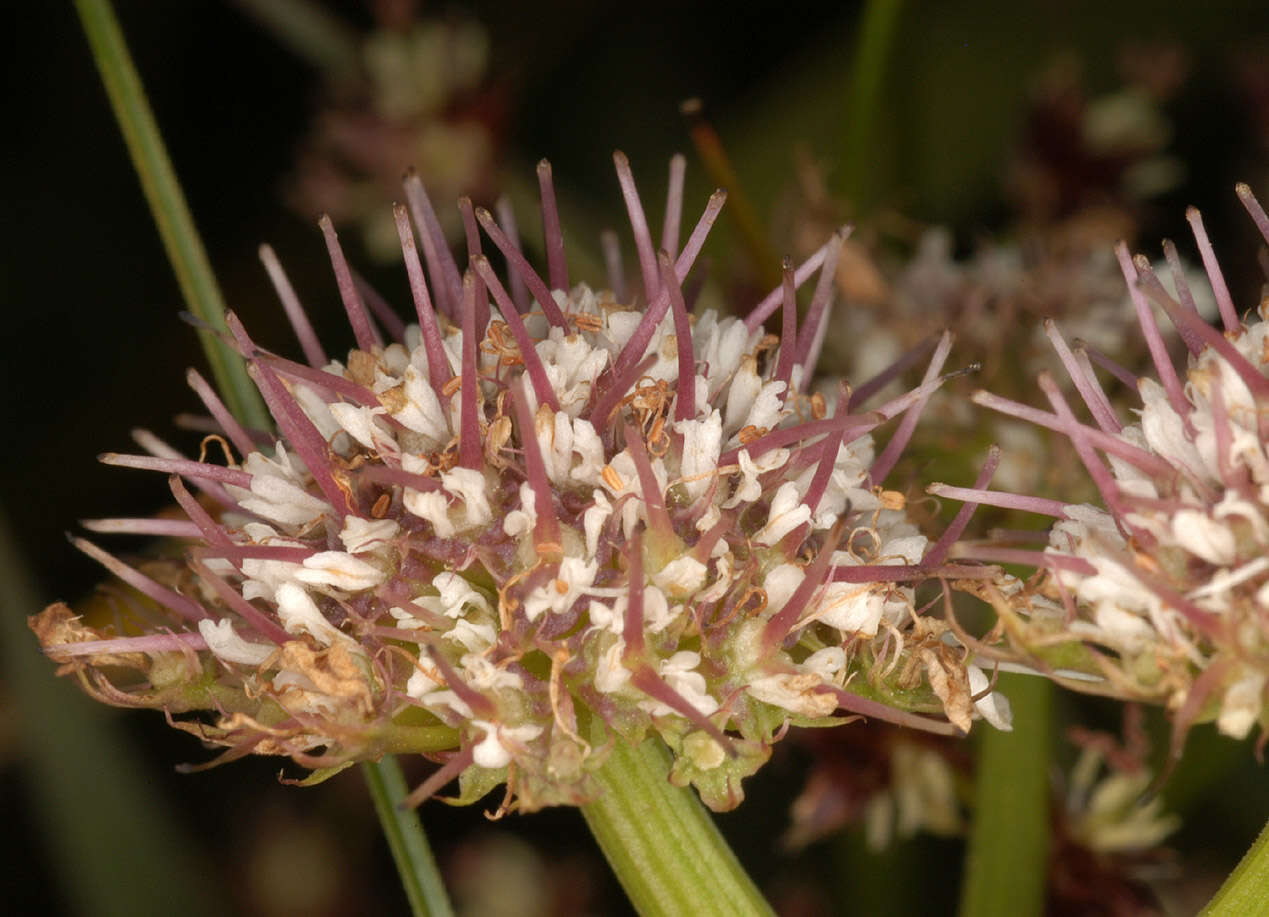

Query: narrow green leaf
left=958, top=674, right=1053, bottom=917
left=362, top=758, right=455, bottom=917
left=73, top=0, right=270, bottom=432
left=581, top=736, right=773, bottom=917
left=1201, top=817, right=1269, bottom=917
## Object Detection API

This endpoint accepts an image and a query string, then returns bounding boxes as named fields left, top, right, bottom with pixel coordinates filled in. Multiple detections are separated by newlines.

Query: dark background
left=4, top=1, right=1269, bottom=914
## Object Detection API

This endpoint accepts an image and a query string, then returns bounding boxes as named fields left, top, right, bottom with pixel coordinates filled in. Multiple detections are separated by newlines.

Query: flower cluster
left=33, top=155, right=1009, bottom=813
left=942, top=184, right=1269, bottom=747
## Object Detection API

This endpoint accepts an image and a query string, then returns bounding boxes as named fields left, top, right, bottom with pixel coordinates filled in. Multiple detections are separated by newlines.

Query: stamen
left=393, top=203, right=450, bottom=394
left=848, top=333, right=939, bottom=410
left=228, top=313, right=350, bottom=518
left=601, top=190, right=728, bottom=393
left=458, top=272, right=482, bottom=470
left=920, top=445, right=1000, bottom=568
left=402, top=747, right=476, bottom=810
left=1186, top=205, right=1240, bottom=332
left=744, top=233, right=842, bottom=331
left=1135, top=256, right=1269, bottom=400
left=971, top=390, right=1175, bottom=479
left=474, top=207, right=568, bottom=328
left=319, top=215, right=382, bottom=353
left=926, top=482, right=1069, bottom=518
left=661, top=153, right=686, bottom=259
left=1121, top=251, right=1191, bottom=418
left=167, top=475, right=233, bottom=547
left=1037, top=374, right=1129, bottom=521
left=98, top=453, right=252, bottom=488
left=471, top=256, right=561, bottom=413
left=453, top=201, right=487, bottom=340
left=660, top=252, right=696, bottom=422
left=509, top=381, right=562, bottom=554
left=187, top=556, right=290, bottom=645
left=613, top=151, right=659, bottom=301
left=353, top=270, right=406, bottom=343
left=811, top=684, right=960, bottom=735
left=1161, top=240, right=1206, bottom=354
left=48, top=632, right=208, bottom=658
left=870, top=331, right=952, bottom=482
left=403, top=169, right=463, bottom=319
left=1044, top=320, right=1121, bottom=433
left=623, top=422, right=674, bottom=540
left=259, top=243, right=326, bottom=368
left=1076, top=341, right=1138, bottom=390
left=1236, top=182, right=1269, bottom=249
left=773, top=258, right=798, bottom=387
left=801, top=384, right=849, bottom=516
left=601, top=230, right=626, bottom=303
left=762, top=523, right=842, bottom=649
left=81, top=518, right=201, bottom=538
left=494, top=196, right=530, bottom=312
left=793, top=228, right=848, bottom=371
left=70, top=535, right=209, bottom=622
left=537, top=160, right=569, bottom=292
left=186, top=368, right=257, bottom=459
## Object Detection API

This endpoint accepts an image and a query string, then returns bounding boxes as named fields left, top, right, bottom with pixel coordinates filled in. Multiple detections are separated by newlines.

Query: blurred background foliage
left=4, top=1, right=1269, bottom=914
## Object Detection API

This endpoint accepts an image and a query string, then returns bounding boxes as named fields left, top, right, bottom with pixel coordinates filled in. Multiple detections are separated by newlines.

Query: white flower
left=339, top=516, right=400, bottom=554
left=198, top=618, right=274, bottom=666
left=276, top=582, right=353, bottom=647
left=640, top=651, right=718, bottom=718
left=296, top=550, right=387, bottom=591
left=471, top=720, right=544, bottom=769
left=522, top=556, right=598, bottom=622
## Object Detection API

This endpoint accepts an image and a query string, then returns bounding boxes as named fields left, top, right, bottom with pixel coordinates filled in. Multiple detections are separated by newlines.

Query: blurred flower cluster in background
left=5, top=1, right=1269, bottom=915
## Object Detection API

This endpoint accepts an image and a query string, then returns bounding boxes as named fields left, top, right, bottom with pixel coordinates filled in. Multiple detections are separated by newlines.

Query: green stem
left=363, top=758, right=455, bottom=917
left=958, top=674, right=1053, bottom=917
left=74, top=0, right=270, bottom=432
left=842, top=0, right=904, bottom=211
left=581, top=737, right=773, bottom=917
left=1201, top=817, right=1269, bottom=917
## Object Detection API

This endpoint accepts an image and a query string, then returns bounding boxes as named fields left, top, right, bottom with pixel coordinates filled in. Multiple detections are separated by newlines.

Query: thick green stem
left=1202, top=817, right=1269, bottom=917
left=958, top=674, right=1053, bottom=917
left=74, top=0, right=270, bottom=431
left=581, top=737, right=773, bottom=917
left=363, top=758, right=455, bottom=917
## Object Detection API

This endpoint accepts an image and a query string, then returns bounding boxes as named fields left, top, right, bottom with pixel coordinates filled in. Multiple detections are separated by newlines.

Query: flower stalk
left=582, top=735, right=773, bottom=917
left=363, top=757, right=454, bottom=917
left=958, top=673, right=1052, bottom=917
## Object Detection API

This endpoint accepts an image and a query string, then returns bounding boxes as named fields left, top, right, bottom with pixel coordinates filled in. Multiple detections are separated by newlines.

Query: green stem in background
left=74, top=1, right=451, bottom=908
left=958, top=674, right=1053, bottom=917
left=363, top=759, right=455, bottom=917
left=1202, top=817, right=1269, bottom=917
left=841, top=0, right=904, bottom=211
left=73, top=0, right=270, bottom=432
left=581, top=737, right=773, bottom=917
left=234, top=0, right=361, bottom=80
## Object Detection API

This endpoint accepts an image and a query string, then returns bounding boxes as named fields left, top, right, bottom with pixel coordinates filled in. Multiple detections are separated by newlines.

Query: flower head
left=34, top=154, right=1005, bottom=813
left=945, top=183, right=1269, bottom=748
